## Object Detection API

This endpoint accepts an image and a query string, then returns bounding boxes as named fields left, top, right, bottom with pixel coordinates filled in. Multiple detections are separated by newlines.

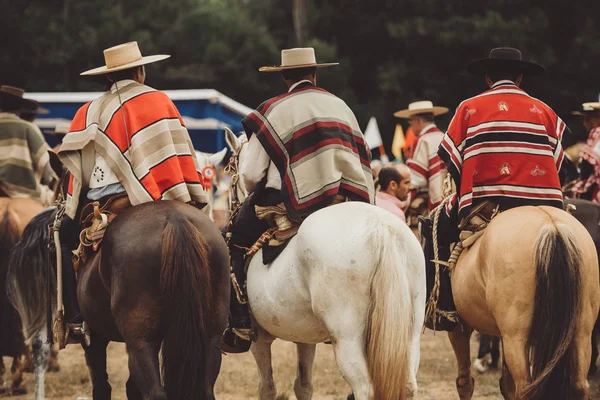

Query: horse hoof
left=10, top=383, right=27, bottom=396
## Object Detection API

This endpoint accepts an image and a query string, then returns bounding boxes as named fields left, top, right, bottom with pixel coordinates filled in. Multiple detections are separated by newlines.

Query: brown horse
left=448, top=206, right=600, bottom=399
left=0, top=197, right=44, bottom=395
left=8, top=176, right=230, bottom=399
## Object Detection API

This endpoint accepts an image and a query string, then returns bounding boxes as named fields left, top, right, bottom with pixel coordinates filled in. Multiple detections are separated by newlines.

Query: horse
left=564, top=197, right=600, bottom=375
left=446, top=203, right=600, bottom=399
left=225, top=128, right=426, bottom=400
left=0, top=197, right=44, bottom=395
left=7, top=162, right=231, bottom=400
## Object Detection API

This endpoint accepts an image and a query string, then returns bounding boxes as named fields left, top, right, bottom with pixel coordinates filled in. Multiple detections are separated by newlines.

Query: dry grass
left=2, top=331, right=599, bottom=399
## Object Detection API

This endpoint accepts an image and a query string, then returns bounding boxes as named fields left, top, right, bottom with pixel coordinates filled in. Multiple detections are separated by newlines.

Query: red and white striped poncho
left=58, top=81, right=207, bottom=218
left=406, top=124, right=446, bottom=210
left=438, top=80, right=565, bottom=218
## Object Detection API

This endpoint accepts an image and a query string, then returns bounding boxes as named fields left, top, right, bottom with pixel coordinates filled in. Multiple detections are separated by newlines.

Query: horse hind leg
left=499, top=347, right=516, bottom=400
left=501, top=336, right=531, bottom=400
left=448, top=325, right=474, bottom=400
left=83, top=334, right=111, bottom=400
left=32, top=329, right=50, bottom=400
left=250, top=328, right=277, bottom=400
left=126, top=340, right=166, bottom=400
left=293, top=343, right=316, bottom=400
left=0, top=357, right=6, bottom=394
left=10, top=354, right=26, bottom=395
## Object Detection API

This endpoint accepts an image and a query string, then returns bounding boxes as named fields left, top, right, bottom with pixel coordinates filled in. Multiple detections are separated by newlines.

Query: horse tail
left=7, top=207, right=57, bottom=343
left=522, top=224, right=581, bottom=400
left=365, top=224, right=414, bottom=400
left=160, top=212, right=213, bottom=400
left=0, top=204, right=20, bottom=282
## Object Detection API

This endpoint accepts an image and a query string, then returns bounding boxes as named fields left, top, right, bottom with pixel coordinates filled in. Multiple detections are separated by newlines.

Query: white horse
left=225, top=128, right=426, bottom=400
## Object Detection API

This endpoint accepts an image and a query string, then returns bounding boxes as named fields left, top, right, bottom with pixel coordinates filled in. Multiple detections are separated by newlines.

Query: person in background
left=19, top=99, right=49, bottom=123
left=395, top=100, right=449, bottom=211
left=571, top=102, right=600, bottom=201
left=375, top=163, right=412, bottom=220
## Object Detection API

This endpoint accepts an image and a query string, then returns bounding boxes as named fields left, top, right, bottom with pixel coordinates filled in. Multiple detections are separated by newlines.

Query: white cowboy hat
left=259, top=47, right=338, bottom=72
left=394, top=100, right=449, bottom=119
left=80, top=41, right=170, bottom=76
left=572, top=102, right=600, bottom=116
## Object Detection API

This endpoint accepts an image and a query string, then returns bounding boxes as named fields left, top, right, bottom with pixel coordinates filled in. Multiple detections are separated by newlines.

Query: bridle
left=223, top=140, right=247, bottom=246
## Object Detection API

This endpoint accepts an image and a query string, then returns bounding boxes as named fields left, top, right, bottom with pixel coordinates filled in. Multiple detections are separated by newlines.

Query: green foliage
left=2, top=0, right=597, bottom=147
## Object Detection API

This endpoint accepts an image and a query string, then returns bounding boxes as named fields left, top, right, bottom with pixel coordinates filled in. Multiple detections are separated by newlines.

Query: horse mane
left=7, top=207, right=57, bottom=343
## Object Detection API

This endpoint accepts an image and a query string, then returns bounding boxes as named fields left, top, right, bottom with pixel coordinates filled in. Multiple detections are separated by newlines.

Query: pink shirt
left=376, top=191, right=406, bottom=221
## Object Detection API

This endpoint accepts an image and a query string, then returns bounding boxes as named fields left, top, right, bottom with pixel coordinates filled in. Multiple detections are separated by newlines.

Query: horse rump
left=160, top=211, right=215, bottom=399
left=522, top=225, right=581, bottom=399
left=7, top=207, right=57, bottom=343
left=0, top=205, right=25, bottom=355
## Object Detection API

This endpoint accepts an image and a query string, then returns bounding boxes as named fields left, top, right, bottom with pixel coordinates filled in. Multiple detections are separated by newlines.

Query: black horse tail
left=160, top=212, right=213, bottom=400
left=522, top=225, right=581, bottom=399
left=7, top=207, right=57, bottom=343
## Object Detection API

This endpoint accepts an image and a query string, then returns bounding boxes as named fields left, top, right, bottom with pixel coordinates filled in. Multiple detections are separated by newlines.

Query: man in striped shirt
left=421, top=47, right=567, bottom=331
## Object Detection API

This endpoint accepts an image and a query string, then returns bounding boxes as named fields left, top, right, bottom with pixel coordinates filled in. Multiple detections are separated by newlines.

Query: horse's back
left=247, top=201, right=423, bottom=342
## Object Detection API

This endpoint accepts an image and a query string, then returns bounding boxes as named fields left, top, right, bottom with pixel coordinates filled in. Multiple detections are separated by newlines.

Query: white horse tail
left=366, top=224, right=414, bottom=400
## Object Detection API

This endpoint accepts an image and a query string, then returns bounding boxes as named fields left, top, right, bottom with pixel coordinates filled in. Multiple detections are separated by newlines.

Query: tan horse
left=0, top=197, right=44, bottom=394
left=449, top=206, right=600, bottom=400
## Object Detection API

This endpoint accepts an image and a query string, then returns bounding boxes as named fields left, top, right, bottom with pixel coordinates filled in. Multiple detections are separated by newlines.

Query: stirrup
left=232, top=327, right=254, bottom=342
left=66, top=321, right=91, bottom=347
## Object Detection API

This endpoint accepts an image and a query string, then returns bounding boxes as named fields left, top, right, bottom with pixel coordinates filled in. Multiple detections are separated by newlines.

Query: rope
left=424, top=194, right=457, bottom=331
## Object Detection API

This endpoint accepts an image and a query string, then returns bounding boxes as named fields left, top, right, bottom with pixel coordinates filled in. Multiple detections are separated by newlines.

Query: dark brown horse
left=8, top=169, right=230, bottom=399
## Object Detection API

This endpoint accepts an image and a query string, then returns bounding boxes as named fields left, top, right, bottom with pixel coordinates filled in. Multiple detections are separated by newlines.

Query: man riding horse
left=57, top=41, right=208, bottom=341
left=421, top=47, right=568, bottom=330
left=224, top=47, right=374, bottom=347
left=0, top=85, right=55, bottom=204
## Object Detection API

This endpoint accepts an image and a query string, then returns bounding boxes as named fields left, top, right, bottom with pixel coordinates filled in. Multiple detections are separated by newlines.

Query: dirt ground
left=2, top=330, right=599, bottom=399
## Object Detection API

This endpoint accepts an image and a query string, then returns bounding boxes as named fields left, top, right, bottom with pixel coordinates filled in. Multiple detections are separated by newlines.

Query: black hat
left=0, top=85, right=28, bottom=111
left=20, top=99, right=49, bottom=116
left=466, top=47, right=544, bottom=76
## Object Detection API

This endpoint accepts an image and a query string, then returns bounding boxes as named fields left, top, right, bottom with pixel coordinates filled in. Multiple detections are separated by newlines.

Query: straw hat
left=466, top=47, right=544, bottom=76
left=81, top=41, right=170, bottom=76
left=394, top=101, right=449, bottom=119
left=259, top=48, right=338, bottom=72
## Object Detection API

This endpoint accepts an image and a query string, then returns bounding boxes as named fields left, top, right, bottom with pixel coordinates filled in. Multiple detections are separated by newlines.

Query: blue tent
left=26, top=89, right=252, bottom=152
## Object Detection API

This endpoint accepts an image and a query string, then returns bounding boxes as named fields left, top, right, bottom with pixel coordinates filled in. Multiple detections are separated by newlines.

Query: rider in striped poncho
left=421, top=48, right=568, bottom=331
left=56, top=42, right=207, bottom=340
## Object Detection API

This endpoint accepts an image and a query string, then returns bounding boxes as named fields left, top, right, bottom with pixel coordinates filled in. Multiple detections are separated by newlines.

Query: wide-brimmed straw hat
left=466, top=47, right=544, bottom=76
left=394, top=100, right=449, bottom=119
left=81, top=41, right=170, bottom=76
left=259, top=48, right=338, bottom=72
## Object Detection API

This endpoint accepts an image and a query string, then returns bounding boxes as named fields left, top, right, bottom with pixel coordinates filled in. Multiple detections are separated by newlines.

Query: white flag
left=363, top=117, right=383, bottom=149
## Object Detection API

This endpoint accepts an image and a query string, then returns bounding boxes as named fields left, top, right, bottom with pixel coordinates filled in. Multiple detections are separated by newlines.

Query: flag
left=391, top=124, right=405, bottom=159
left=364, top=117, right=383, bottom=149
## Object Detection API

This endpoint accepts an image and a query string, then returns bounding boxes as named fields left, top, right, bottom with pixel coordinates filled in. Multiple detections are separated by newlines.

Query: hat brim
left=466, top=58, right=544, bottom=76
left=259, top=62, right=339, bottom=72
left=20, top=99, right=49, bottom=115
left=394, top=106, right=449, bottom=119
left=80, top=54, right=171, bottom=76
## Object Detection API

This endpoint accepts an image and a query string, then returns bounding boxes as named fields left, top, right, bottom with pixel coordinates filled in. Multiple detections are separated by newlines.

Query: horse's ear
left=207, top=147, right=227, bottom=166
left=48, top=150, right=64, bottom=177
left=224, top=127, right=241, bottom=152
